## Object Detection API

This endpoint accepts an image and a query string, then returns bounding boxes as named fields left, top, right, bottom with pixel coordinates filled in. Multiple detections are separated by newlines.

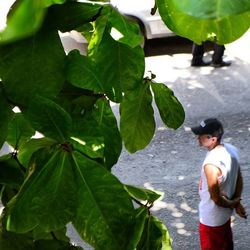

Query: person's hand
left=230, top=197, right=241, bottom=208
left=235, top=203, right=247, bottom=219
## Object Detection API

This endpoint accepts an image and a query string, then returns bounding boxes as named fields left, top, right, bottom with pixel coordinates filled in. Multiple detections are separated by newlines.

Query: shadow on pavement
left=145, top=36, right=214, bottom=57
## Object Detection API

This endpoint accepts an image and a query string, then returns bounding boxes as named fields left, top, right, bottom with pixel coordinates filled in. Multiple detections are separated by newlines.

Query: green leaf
left=137, top=215, right=172, bottom=250
left=157, top=0, right=250, bottom=44
left=17, top=138, right=57, bottom=167
left=0, top=30, right=65, bottom=106
left=0, top=226, right=35, bottom=250
left=88, top=5, right=111, bottom=57
left=33, top=226, right=69, bottom=242
left=91, top=99, right=122, bottom=169
left=66, top=50, right=104, bottom=92
left=90, top=30, right=145, bottom=102
left=0, top=0, right=66, bottom=43
left=120, top=82, right=155, bottom=153
left=108, top=8, right=143, bottom=48
left=0, top=154, right=24, bottom=188
left=0, top=88, right=13, bottom=149
left=170, top=0, right=250, bottom=19
left=1, top=185, right=18, bottom=207
left=34, top=239, right=74, bottom=250
left=151, top=216, right=172, bottom=250
left=57, top=82, right=100, bottom=113
left=70, top=98, right=122, bottom=169
left=126, top=207, right=148, bottom=249
left=25, top=96, right=72, bottom=142
left=0, top=226, right=80, bottom=250
left=70, top=111, right=105, bottom=160
left=70, top=135, right=104, bottom=159
left=46, top=1, right=102, bottom=32
left=125, top=185, right=162, bottom=203
left=151, top=83, right=185, bottom=129
left=6, top=149, right=77, bottom=233
left=72, top=151, right=135, bottom=250
left=6, top=113, right=35, bottom=149
left=0, top=0, right=45, bottom=44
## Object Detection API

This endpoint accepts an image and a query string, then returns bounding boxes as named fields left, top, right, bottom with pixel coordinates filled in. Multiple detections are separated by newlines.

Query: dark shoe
left=191, top=61, right=211, bottom=67
left=211, top=61, right=231, bottom=67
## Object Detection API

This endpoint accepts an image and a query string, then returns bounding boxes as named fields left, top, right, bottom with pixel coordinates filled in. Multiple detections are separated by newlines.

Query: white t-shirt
left=199, top=143, right=240, bottom=226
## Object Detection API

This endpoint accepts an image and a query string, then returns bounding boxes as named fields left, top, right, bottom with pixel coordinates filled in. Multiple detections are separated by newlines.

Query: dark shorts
left=199, top=220, right=233, bottom=250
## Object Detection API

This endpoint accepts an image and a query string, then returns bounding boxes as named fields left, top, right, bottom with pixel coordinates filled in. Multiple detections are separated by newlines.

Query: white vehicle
left=111, top=0, right=174, bottom=41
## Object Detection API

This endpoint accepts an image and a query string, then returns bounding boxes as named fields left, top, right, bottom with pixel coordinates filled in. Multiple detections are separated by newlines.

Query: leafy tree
left=0, top=0, right=249, bottom=249
left=157, top=0, right=250, bottom=44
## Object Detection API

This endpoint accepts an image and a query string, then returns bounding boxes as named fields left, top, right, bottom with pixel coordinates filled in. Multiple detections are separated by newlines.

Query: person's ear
left=212, top=137, right=217, bottom=143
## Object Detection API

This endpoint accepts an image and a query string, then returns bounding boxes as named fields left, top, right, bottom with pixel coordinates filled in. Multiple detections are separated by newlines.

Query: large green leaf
left=6, top=149, right=77, bottom=233
left=0, top=0, right=66, bottom=44
left=137, top=215, right=172, bottom=250
left=70, top=112, right=105, bottom=159
left=34, top=239, right=79, bottom=250
left=108, top=7, right=143, bottom=48
left=126, top=207, right=148, bottom=250
left=151, top=83, right=185, bottom=129
left=120, top=82, right=155, bottom=153
left=0, top=226, right=80, bottom=250
left=91, top=99, right=122, bottom=169
left=0, top=226, right=35, bottom=250
left=90, top=29, right=145, bottom=102
left=72, top=151, right=135, bottom=250
left=70, top=134, right=104, bottom=160
left=57, top=82, right=100, bottom=114
left=25, top=96, right=72, bottom=142
left=0, top=154, right=24, bottom=188
left=32, top=225, right=69, bottom=241
left=157, top=0, right=250, bottom=44
left=17, top=138, right=57, bottom=167
left=88, top=6, right=111, bottom=57
left=125, top=185, right=162, bottom=204
left=0, top=30, right=65, bottom=106
left=70, top=98, right=121, bottom=169
left=170, top=0, right=250, bottom=19
left=46, top=1, right=102, bottom=32
left=6, top=113, right=35, bottom=149
left=66, top=50, right=104, bottom=92
left=0, top=88, right=13, bottom=149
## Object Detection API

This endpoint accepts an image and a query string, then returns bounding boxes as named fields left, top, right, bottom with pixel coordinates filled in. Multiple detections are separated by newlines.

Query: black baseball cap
left=191, top=118, right=224, bottom=137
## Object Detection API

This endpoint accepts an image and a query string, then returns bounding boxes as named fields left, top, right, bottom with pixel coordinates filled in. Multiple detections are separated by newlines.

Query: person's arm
left=233, top=168, right=247, bottom=218
left=204, top=164, right=240, bottom=208
left=233, top=168, right=243, bottom=199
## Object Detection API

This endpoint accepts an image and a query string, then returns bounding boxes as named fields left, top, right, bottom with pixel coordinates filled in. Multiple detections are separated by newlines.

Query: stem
left=12, top=151, right=26, bottom=173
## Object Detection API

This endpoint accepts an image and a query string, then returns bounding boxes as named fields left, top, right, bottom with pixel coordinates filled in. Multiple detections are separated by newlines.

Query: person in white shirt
left=191, top=118, right=247, bottom=250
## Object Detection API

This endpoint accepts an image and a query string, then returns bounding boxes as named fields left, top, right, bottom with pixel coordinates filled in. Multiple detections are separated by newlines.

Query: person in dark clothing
left=191, top=42, right=231, bottom=67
